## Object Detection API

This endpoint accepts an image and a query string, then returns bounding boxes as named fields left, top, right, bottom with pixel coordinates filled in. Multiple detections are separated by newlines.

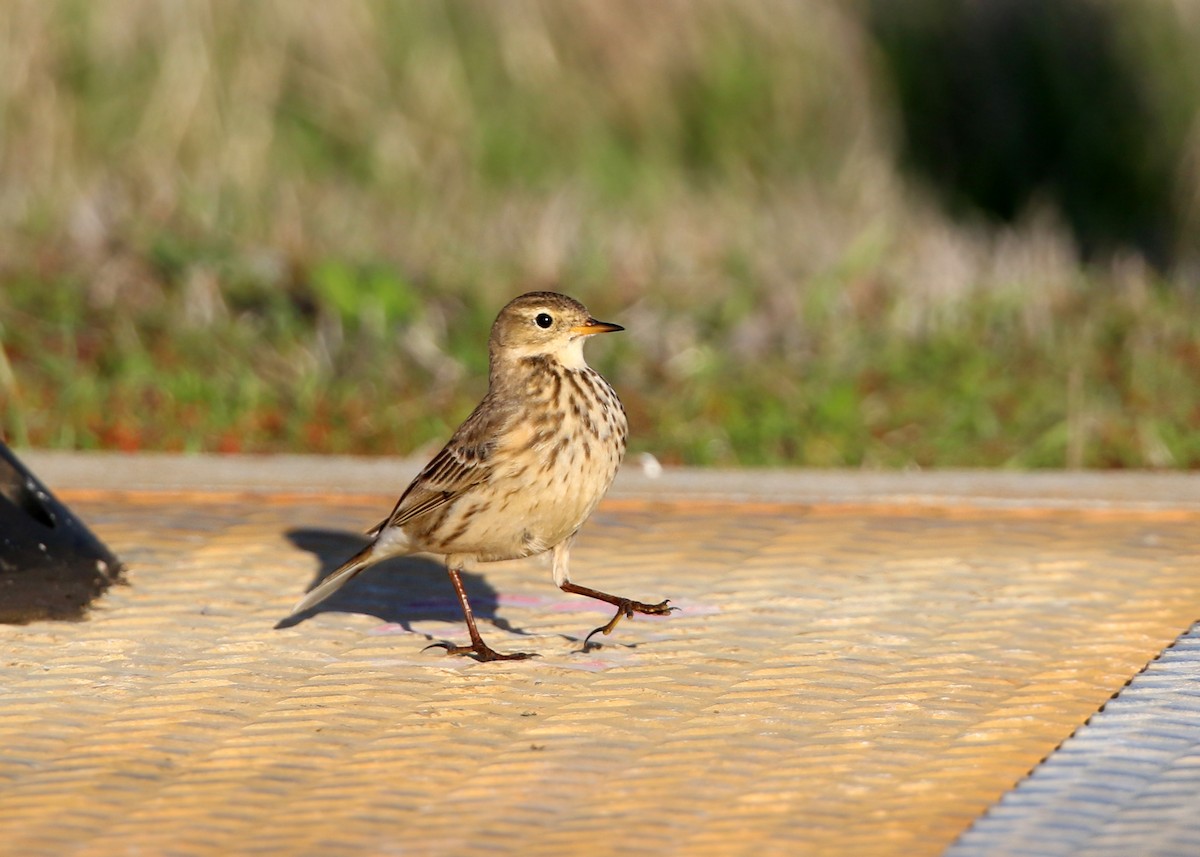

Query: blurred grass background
left=2, top=0, right=1200, bottom=467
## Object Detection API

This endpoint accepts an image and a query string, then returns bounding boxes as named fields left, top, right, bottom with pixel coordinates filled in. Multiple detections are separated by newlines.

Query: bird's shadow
left=275, top=528, right=528, bottom=638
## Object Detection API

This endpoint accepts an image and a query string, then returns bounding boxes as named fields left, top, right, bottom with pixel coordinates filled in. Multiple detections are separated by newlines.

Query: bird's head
left=488, top=291, right=623, bottom=370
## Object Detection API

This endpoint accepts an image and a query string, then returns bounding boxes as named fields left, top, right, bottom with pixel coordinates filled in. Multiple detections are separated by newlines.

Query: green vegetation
left=2, top=2, right=1200, bottom=467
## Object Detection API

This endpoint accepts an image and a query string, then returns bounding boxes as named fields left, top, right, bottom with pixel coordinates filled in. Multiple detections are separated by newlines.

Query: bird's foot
left=423, top=640, right=538, bottom=662
left=582, top=598, right=674, bottom=651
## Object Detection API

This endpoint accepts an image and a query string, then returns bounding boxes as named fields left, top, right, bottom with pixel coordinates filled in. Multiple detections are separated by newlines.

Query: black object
left=868, top=0, right=1179, bottom=266
left=0, top=442, right=124, bottom=622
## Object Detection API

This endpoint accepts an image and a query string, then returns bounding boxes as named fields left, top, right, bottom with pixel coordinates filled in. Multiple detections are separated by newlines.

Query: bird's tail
left=290, top=542, right=377, bottom=615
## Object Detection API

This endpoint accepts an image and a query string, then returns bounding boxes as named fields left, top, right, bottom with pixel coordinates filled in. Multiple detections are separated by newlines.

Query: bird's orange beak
left=571, top=318, right=624, bottom=336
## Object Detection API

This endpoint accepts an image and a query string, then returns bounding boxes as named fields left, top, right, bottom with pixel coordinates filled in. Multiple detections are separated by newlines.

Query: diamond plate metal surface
left=949, top=621, right=1200, bottom=857
left=0, top=470, right=1198, bottom=855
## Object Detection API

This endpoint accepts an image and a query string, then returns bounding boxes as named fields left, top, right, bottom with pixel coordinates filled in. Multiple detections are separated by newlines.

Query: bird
left=290, top=291, right=671, bottom=661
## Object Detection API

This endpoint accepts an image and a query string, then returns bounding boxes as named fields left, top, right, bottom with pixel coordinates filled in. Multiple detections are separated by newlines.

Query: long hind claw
left=581, top=598, right=673, bottom=651
left=423, top=640, right=538, bottom=662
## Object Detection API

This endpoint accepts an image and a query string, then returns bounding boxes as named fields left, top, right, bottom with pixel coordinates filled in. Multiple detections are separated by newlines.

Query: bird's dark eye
left=535, top=312, right=553, bottom=329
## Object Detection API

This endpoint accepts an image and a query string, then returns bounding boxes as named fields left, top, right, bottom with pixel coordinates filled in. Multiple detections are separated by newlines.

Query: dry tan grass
left=2, top=2, right=1200, bottom=466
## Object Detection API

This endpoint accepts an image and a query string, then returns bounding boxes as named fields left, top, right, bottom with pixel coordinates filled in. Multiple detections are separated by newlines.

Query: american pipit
left=290, top=291, right=671, bottom=661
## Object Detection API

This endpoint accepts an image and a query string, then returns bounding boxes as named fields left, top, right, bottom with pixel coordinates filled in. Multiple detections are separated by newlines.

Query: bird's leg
left=559, top=581, right=673, bottom=649
left=425, top=565, right=536, bottom=662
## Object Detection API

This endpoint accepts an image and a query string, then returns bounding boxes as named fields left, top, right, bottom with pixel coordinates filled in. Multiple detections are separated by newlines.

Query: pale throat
left=554, top=336, right=589, bottom=370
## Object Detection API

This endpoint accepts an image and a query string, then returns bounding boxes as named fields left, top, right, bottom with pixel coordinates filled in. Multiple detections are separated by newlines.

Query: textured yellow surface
left=2, top=491, right=1198, bottom=856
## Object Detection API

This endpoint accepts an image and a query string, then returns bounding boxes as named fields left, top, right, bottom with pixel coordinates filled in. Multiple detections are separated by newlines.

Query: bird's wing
left=367, top=400, right=505, bottom=536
